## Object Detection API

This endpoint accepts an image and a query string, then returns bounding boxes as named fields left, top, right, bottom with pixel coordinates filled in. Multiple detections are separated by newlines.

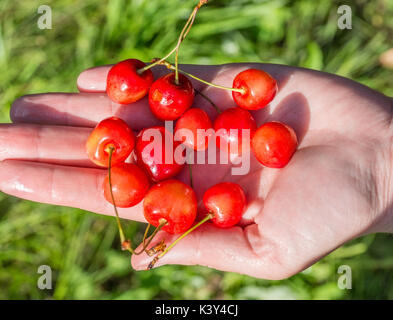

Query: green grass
left=0, top=0, right=392, bottom=299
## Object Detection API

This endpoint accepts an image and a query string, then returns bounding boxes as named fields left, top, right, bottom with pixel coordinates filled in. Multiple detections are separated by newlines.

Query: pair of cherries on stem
left=146, top=181, right=246, bottom=269
left=86, top=117, right=153, bottom=254
left=106, top=59, right=194, bottom=119
left=105, top=0, right=207, bottom=108
left=106, top=58, right=277, bottom=114
left=142, top=178, right=247, bottom=241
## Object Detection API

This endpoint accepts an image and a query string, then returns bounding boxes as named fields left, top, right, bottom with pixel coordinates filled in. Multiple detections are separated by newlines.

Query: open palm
left=1, top=63, right=392, bottom=279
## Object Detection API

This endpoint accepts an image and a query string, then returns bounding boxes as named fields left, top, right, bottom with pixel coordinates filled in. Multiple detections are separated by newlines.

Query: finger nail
left=77, top=66, right=110, bottom=92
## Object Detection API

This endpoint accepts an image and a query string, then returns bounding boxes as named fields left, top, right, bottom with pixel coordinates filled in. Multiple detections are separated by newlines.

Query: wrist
left=372, top=97, right=393, bottom=233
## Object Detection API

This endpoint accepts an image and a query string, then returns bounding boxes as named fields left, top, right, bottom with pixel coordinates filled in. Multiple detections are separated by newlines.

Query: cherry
left=135, top=126, right=185, bottom=182
left=174, top=108, right=213, bottom=151
left=86, top=117, right=135, bottom=167
left=203, top=182, right=246, bottom=228
left=149, top=73, right=194, bottom=120
left=106, top=59, right=154, bottom=105
left=143, top=179, right=197, bottom=234
left=103, top=163, right=150, bottom=208
left=232, top=69, right=277, bottom=110
left=251, top=121, right=298, bottom=168
left=214, top=107, right=256, bottom=156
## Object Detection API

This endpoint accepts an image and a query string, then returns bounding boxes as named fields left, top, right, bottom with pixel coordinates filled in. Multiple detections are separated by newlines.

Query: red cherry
left=143, top=179, right=197, bottom=234
left=149, top=73, right=194, bottom=120
left=232, top=69, right=277, bottom=110
left=86, top=117, right=135, bottom=167
left=135, top=126, right=185, bottom=182
left=203, top=182, right=246, bottom=228
left=106, top=59, right=154, bottom=105
left=174, top=108, right=213, bottom=151
left=214, top=107, right=256, bottom=156
left=103, top=163, right=150, bottom=208
left=251, top=121, right=298, bottom=168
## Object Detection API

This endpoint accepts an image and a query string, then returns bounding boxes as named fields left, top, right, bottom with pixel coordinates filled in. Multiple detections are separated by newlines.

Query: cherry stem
left=148, top=213, right=213, bottom=269
left=139, top=0, right=207, bottom=76
left=146, top=240, right=166, bottom=257
left=175, top=8, right=195, bottom=84
left=107, top=146, right=136, bottom=255
left=154, top=59, right=245, bottom=94
left=142, top=223, right=151, bottom=248
left=194, top=88, right=221, bottom=114
left=134, top=220, right=167, bottom=255
left=106, top=152, right=167, bottom=256
left=158, top=214, right=213, bottom=258
left=174, top=3, right=199, bottom=84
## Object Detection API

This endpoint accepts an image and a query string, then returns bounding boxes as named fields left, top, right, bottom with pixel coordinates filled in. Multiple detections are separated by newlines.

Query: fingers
left=10, top=92, right=162, bottom=130
left=0, top=123, right=95, bottom=167
left=12, top=65, right=219, bottom=128
left=0, top=160, right=145, bottom=222
left=131, top=223, right=291, bottom=280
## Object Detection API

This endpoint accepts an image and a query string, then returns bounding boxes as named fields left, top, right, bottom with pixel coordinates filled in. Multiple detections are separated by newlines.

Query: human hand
left=2, top=63, right=392, bottom=279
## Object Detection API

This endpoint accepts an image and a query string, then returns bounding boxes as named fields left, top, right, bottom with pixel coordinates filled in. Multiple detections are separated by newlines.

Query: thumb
left=131, top=223, right=292, bottom=280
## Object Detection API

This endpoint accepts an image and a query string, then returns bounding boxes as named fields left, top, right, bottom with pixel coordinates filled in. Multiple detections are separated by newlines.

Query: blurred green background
left=0, top=0, right=392, bottom=299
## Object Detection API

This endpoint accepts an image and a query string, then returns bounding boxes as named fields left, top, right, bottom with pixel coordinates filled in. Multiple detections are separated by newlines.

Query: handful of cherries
left=85, top=0, right=298, bottom=269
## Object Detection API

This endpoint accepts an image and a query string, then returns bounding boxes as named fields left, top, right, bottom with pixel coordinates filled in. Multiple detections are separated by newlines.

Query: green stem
left=142, top=223, right=151, bottom=248
left=158, top=214, right=213, bottom=259
left=175, top=5, right=199, bottom=84
left=107, top=149, right=167, bottom=256
left=138, top=48, right=178, bottom=74
left=158, top=60, right=245, bottom=94
left=178, top=68, right=245, bottom=94
left=107, top=146, right=135, bottom=254
left=139, top=1, right=206, bottom=76
left=134, top=221, right=167, bottom=255
left=174, top=6, right=196, bottom=84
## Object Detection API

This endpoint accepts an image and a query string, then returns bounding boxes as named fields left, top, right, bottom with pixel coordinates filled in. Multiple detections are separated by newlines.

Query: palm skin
left=1, top=63, right=392, bottom=279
